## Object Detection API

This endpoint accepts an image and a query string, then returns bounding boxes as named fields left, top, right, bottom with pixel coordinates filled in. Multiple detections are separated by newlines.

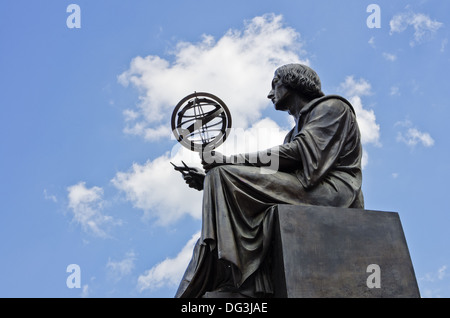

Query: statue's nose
left=267, top=89, right=274, bottom=100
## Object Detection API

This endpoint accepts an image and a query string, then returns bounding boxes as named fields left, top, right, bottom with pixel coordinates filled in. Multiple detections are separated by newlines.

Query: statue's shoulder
left=308, top=95, right=356, bottom=116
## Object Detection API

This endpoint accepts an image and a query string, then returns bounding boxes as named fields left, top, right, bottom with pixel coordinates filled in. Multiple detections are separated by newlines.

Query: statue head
left=268, top=64, right=324, bottom=111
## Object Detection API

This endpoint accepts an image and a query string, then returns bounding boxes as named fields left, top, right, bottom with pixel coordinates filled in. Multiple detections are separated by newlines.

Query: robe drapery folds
left=175, top=95, right=364, bottom=298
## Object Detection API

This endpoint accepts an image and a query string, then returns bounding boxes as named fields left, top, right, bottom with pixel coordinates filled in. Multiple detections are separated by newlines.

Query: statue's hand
left=171, top=161, right=205, bottom=191
left=183, top=168, right=205, bottom=191
left=201, top=150, right=229, bottom=172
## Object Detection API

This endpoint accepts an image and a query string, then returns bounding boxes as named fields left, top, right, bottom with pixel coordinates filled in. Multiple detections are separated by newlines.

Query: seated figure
left=175, top=63, right=364, bottom=298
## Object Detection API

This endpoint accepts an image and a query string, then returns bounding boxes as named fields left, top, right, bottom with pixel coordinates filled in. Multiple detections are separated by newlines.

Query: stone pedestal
left=271, top=205, right=420, bottom=298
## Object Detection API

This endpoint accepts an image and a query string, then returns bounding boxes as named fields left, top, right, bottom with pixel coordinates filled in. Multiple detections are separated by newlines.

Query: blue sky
left=0, top=0, right=449, bottom=298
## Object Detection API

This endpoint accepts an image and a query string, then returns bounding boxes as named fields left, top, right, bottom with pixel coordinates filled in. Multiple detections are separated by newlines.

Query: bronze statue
left=174, top=64, right=364, bottom=298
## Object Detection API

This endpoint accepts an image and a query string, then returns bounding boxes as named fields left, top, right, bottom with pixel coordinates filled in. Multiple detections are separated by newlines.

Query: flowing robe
left=175, top=95, right=364, bottom=298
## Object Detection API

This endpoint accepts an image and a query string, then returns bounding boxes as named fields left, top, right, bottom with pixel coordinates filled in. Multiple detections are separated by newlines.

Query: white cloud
left=397, top=128, right=434, bottom=147
left=118, top=13, right=307, bottom=140
left=137, top=231, right=200, bottom=292
left=441, top=38, right=448, bottom=52
left=111, top=153, right=203, bottom=225
left=396, top=120, right=434, bottom=148
left=382, top=52, right=397, bottom=62
left=338, top=76, right=381, bottom=148
left=67, top=182, right=120, bottom=237
left=420, top=265, right=448, bottom=283
left=81, top=284, right=89, bottom=298
left=419, top=265, right=448, bottom=298
left=106, top=251, right=137, bottom=282
left=438, top=265, right=447, bottom=280
left=123, top=123, right=172, bottom=142
left=217, top=117, right=289, bottom=156
left=338, top=76, right=381, bottom=169
left=390, top=86, right=400, bottom=96
left=43, top=189, right=57, bottom=203
left=339, top=76, right=372, bottom=97
left=390, top=11, right=443, bottom=46
left=123, top=109, right=139, bottom=122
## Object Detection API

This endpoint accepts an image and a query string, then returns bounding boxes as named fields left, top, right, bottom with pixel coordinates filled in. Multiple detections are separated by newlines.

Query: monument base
left=270, top=205, right=420, bottom=298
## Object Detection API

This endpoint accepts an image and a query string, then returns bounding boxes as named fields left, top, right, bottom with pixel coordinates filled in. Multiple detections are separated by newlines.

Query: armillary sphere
left=171, top=92, right=232, bottom=152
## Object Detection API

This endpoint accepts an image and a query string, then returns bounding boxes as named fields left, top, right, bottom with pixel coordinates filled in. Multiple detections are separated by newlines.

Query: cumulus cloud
left=118, top=13, right=307, bottom=139
left=217, top=117, right=289, bottom=156
left=137, top=232, right=200, bottom=292
left=111, top=153, right=203, bottom=225
left=349, top=95, right=380, bottom=147
left=338, top=76, right=381, bottom=168
left=339, top=76, right=372, bottom=97
left=395, top=120, right=434, bottom=148
left=338, top=76, right=379, bottom=145
left=67, top=182, right=120, bottom=237
left=390, top=11, right=443, bottom=46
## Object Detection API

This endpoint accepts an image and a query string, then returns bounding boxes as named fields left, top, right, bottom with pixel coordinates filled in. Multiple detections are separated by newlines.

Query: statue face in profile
left=267, top=64, right=325, bottom=117
left=267, top=73, right=293, bottom=111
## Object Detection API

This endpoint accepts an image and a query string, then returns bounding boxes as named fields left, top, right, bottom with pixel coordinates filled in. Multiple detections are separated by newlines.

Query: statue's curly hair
left=275, top=64, right=324, bottom=99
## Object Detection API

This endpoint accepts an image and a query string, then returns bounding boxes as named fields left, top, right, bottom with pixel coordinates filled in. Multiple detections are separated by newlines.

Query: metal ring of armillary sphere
left=171, top=92, right=232, bottom=152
